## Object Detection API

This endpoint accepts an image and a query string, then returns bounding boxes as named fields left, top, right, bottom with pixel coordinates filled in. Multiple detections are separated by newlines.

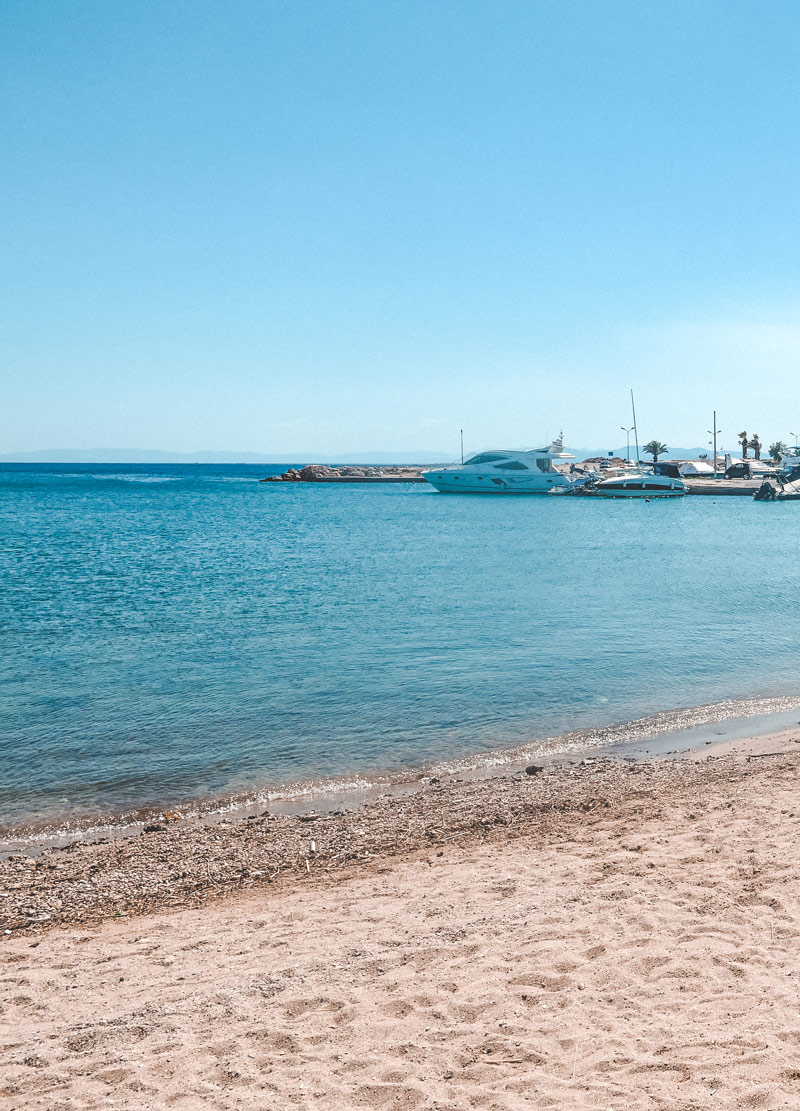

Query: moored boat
left=422, top=437, right=573, bottom=494
left=591, top=469, right=687, bottom=498
left=754, top=464, right=800, bottom=501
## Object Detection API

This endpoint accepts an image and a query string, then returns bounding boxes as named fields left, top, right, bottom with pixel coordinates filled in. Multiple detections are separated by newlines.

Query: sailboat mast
left=630, top=389, right=640, bottom=463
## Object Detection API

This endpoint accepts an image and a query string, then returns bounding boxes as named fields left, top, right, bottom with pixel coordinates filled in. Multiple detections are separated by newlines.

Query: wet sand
left=5, top=693, right=800, bottom=855
left=3, top=728, right=800, bottom=1108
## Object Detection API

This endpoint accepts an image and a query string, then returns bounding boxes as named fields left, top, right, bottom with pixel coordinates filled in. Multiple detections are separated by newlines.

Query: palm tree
left=643, top=440, right=668, bottom=463
left=769, top=441, right=788, bottom=463
left=749, top=434, right=762, bottom=461
left=738, top=431, right=749, bottom=458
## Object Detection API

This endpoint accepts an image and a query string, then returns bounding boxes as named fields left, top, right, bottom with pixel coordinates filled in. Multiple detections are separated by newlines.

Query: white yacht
left=422, top=438, right=573, bottom=494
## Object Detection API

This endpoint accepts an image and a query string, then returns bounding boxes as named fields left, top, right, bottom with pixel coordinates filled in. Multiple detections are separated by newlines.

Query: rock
left=298, top=465, right=335, bottom=481
left=143, top=824, right=167, bottom=834
left=525, top=765, right=544, bottom=776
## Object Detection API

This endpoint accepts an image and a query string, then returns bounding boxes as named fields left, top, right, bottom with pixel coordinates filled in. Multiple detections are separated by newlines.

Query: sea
left=2, top=462, right=800, bottom=836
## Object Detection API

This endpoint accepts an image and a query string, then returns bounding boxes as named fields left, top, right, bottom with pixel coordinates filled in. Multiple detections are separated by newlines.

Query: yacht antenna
left=630, top=389, right=640, bottom=463
left=460, top=429, right=464, bottom=464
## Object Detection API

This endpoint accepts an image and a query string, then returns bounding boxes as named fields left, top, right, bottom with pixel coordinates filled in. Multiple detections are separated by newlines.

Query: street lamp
left=791, top=432, right=798, bottom=450
left=707, top=412, right=722, bottom=476
left=621, top=426, right=634, bottom=463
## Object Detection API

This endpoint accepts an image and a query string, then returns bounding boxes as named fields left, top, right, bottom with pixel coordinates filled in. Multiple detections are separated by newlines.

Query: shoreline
left=3, top=719, right=800, bottom=936
left=4, top=693, right=800, bottom=858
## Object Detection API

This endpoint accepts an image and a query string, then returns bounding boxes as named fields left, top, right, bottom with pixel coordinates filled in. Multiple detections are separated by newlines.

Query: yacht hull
left=422, top=472, right=569, bottom=494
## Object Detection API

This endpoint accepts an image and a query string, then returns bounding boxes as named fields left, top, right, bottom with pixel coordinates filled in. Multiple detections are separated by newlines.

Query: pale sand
left=3, top=731, right=800, bottom=1109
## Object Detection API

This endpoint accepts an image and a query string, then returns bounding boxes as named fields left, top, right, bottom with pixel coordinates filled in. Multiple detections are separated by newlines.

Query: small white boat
left=422, top=437, right=573, bottom=494
left=592, top=469, right=686, bottom=498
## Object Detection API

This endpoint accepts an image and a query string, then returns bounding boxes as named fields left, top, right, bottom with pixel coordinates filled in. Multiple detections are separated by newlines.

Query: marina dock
left=262, top=465, right=769, bottom=495
left=684, top=479, right=762, bottom=495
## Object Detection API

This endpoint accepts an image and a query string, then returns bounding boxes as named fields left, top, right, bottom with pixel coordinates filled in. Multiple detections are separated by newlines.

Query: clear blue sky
left=4, top=0, right=800, bottom=456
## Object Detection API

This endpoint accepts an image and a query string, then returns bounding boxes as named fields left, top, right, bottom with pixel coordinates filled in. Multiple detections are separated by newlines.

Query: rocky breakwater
left=260, top=465, right=428, bottom=483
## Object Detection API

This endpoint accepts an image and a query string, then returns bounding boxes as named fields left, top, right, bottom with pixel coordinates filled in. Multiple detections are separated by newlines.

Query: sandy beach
left=3, top=729, right=800, bottom=1109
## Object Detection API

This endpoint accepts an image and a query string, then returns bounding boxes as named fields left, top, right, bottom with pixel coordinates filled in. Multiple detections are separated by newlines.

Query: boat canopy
left=679, top=460, right=715, bottom=476
left=652, top=462, right=682, bottom=478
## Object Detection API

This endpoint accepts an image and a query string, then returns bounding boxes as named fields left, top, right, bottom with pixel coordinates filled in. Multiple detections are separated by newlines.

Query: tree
left=738, top=431, right=749, bottom=458
left=643, top=440, right=668, bottom=463
left=769, top=441, right=788, bottom=462
left=749, top=434, right=762, bottom=461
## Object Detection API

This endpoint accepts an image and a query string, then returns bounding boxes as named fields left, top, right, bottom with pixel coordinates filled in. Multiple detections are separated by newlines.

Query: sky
left=3, top=0, right=800, bottom=457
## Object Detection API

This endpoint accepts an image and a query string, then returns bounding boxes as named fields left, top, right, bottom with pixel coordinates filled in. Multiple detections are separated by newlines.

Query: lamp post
left=707, top=412, right=722, bottom=476
left=620, top=425, right=634, bottom=462
left=792, top=432, right=798, bottom=450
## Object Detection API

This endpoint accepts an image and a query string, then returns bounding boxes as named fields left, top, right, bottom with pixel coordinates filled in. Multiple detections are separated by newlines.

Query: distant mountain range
left=0, top=445, right=727, bottom=464
left=0, top=449, right=458, bottom=464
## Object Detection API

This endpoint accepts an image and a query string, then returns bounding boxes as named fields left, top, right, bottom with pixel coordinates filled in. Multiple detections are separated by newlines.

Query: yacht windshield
left=464, top=453, right=509, bottom=465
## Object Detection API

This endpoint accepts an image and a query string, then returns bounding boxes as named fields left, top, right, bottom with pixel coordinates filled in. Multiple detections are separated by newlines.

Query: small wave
left=88, top=474, right=183, bottom=483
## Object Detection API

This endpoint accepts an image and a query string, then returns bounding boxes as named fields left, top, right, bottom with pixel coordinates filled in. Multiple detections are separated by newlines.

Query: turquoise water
left=1, top=463, right=798, bottom=827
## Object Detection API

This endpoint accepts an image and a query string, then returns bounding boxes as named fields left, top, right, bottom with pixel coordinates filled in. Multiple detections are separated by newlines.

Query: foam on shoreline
left=4, top=693, right=800, bottom=857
